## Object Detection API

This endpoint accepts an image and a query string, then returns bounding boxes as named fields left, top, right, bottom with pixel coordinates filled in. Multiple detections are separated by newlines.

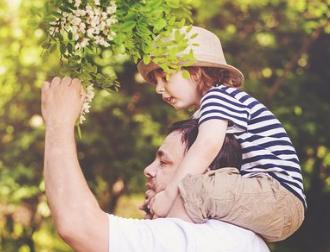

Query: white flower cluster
left=49, top=0, right=118, bottom=51
left=79, top=83, right=95, bottom=124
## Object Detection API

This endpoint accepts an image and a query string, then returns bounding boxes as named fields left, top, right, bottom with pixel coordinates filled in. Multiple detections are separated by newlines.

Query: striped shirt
left=196, top=85, right=306, bottom=208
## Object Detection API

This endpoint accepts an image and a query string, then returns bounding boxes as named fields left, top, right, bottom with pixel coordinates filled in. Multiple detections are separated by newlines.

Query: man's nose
left=144, top=161, right=157, bottom=178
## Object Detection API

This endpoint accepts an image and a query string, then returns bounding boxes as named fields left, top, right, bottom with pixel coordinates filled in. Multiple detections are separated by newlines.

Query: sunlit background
left=0, top=0, right=329, bottom=251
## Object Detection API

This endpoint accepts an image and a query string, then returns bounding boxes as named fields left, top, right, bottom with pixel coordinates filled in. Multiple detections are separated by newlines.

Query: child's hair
left=169, top=119, right=242, bottom=170
left=147, top=66, right=242, bottom=95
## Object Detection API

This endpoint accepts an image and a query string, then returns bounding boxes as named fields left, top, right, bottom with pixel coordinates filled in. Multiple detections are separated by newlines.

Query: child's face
left=153, top=70, right=201, bottom=110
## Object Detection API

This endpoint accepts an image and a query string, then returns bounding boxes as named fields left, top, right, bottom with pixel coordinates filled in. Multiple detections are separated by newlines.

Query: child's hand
left=150, top=188, right=177, bottom=218
left=139, top=189, right=155, bottom=219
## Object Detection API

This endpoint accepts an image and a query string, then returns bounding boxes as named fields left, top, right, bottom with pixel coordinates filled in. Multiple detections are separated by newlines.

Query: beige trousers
left=178, top=167, right=305, bottom=242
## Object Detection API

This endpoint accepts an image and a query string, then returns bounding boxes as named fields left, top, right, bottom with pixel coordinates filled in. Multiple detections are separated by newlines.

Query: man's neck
left=166, top=196, right=193, bottom=223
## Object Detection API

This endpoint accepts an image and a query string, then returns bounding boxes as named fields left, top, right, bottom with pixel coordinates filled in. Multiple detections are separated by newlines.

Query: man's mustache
left=145, top=181, right=155, bottom=191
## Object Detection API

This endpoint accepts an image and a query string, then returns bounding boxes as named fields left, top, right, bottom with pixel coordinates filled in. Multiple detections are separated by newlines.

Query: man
left=41, top=77, right=269, bottom=252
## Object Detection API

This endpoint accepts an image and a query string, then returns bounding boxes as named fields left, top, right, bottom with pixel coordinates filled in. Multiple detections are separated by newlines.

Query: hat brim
left=137, top=60, right=244, bottom=85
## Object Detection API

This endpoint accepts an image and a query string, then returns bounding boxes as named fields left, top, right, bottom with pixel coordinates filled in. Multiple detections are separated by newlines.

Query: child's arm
left=150, top=119, right=228, bottom=217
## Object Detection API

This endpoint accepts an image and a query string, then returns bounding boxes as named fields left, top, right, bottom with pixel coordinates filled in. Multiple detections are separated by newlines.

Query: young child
left=137, top=26, right=306, bottom=242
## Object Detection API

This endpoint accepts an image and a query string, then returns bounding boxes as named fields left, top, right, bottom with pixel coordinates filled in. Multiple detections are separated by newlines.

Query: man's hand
left=42, top=77, right=109, bottom=252
left=149, top=186, right=178, bottom=218
left=41, top=76, right=86, bottom=129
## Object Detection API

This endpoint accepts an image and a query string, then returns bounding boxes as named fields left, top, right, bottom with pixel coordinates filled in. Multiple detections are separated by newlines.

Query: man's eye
left=160, top=160, right=166, bottom=166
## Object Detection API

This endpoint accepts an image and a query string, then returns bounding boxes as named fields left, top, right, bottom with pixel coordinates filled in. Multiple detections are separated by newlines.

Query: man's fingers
left=51, top=76, right=61, bottom=87
left=41, top=81, right=50, bottom=109
left=144, top=213, right=153, bottom=220
left=71, top=78, right=85, bottom=101
left=71, top=78, right=82, bottom=87
left=42, top=81, right=51, bottom=92
left=138, top=203, right=144, bottom=211
left=80, top=85, right=86, bottom=96
left=138, top=197, right=148, bottom=210
left=71, top=78, right=83, bottom=93
left=152, top=213, right=159, bottom=219
left=61, top=76, right=72, bottom=86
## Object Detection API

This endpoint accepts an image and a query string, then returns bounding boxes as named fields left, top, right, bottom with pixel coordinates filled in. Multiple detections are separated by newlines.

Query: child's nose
left=155, top=81, right=165, bottom=94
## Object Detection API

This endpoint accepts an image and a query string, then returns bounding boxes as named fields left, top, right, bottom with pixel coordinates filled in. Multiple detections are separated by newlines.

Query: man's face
left=144, top=131, right=186, bottom=193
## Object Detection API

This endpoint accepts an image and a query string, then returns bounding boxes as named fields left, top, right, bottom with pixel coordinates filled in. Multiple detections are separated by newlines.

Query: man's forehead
left=158, top=132, right=185, bottom=159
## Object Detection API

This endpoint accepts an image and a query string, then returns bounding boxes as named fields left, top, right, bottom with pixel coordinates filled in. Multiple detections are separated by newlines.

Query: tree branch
left=266, top=26, right=323, bottom=104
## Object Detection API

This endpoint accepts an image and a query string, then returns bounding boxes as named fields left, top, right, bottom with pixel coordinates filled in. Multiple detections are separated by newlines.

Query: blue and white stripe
left=197, top=85, right=307, bottom=208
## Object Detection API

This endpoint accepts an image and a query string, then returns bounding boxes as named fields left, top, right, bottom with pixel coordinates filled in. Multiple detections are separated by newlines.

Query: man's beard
left=142, top=179, right=156, bottom=217
left=142, top=200, right=152, bottom=216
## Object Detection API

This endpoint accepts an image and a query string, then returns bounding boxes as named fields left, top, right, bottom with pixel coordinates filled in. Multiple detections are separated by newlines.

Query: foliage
left=0, top=0, right=329, bottom=251
left=42, top=0, right=195, bottom=91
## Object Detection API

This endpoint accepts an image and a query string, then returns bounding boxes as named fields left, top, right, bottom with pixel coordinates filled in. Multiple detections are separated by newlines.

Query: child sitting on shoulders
left=137, top=26, right=306, bottom=242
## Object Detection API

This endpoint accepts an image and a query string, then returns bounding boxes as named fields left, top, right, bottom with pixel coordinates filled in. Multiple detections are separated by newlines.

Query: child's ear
left=189, top=67, right=202, bottom=83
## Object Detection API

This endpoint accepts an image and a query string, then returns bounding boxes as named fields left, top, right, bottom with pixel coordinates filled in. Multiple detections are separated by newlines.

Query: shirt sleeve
left=198, top=87, right=250, bottom=134
left=108, top=214, right=192, bottom=252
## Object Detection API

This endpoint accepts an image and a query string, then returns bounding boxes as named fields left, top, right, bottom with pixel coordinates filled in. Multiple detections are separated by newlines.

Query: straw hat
left=137, top=26, right=244, bottom=84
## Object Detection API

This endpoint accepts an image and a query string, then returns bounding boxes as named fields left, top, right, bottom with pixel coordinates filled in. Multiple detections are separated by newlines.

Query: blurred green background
left=0, top=0, right=329, bottom=251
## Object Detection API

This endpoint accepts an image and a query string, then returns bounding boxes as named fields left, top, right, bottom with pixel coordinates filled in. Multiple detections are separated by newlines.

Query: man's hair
left=169, top=119, right=242, bottom=170
left=147, top=66, right=242, bottom=95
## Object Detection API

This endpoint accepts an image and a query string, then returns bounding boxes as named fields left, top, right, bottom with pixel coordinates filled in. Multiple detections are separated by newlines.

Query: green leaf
left=121, top=21, right=136, bottom=31
left=60, top=43, right=66, bottom=54
left=149, top=0, right=163, bottom=9
left=143, top=55, right=151, bottom=64
left=58, top=33, right=64, bottom=41
left=154, top=19, right=167, bottom=31
left=67, top=43, right=73, bottom=54
left=182, top=69, right=190, bottom=79
left=166, top=0, right=180, bottom=9
left=41, top=40, right=51, bottom=49
left=191, top=33, right=198, bottom=39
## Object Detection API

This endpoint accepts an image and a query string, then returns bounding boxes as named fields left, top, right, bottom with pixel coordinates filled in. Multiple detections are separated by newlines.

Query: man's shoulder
left=109, top=214, right=259, bottom=235
left=108, top=214, right=269, bottom=252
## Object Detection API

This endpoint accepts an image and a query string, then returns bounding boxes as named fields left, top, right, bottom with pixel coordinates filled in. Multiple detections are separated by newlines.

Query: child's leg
left=178, top=167, right=305, bottom=242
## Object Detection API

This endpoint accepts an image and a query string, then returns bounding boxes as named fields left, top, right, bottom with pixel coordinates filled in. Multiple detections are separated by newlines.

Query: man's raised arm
left=42, top=77, right=108, bottom=252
